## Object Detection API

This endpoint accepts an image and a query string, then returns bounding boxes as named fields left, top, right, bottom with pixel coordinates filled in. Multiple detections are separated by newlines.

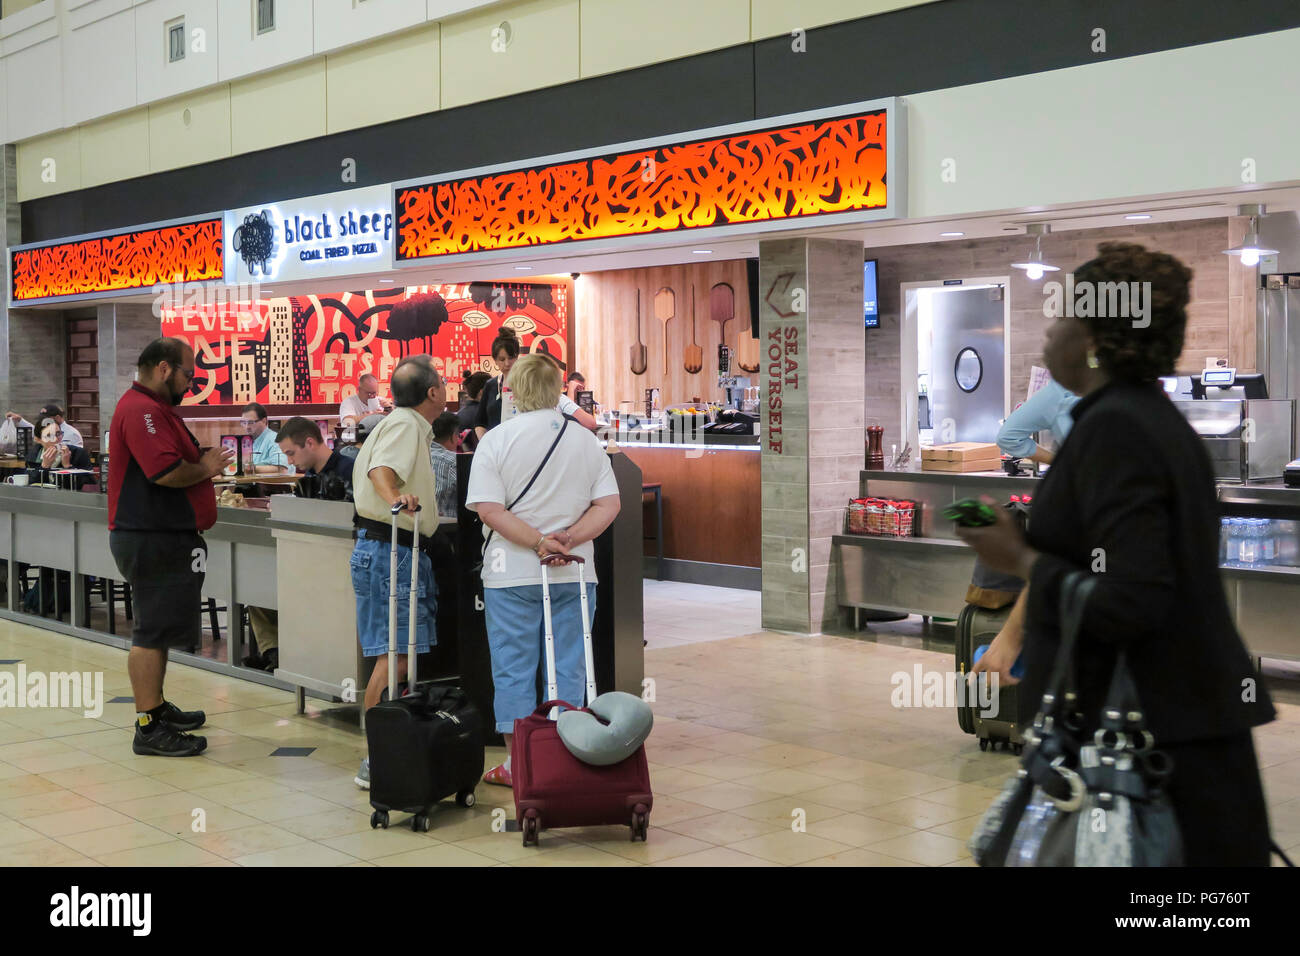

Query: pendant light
left=1010, top=223, right=1060, bottom=281
left=1223, top=203, right=1278, bottom=268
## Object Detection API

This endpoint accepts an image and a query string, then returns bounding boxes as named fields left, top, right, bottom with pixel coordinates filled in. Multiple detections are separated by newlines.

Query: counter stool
left=642, top=482, right=664, bottom=581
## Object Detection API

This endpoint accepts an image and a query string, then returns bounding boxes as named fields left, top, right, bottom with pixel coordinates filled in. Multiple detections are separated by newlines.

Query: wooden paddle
left=630, top=288, right=648, bottom=375
left=736, top=293, right=760, bottom=373
left=710, top=282, right=735, bottom=355
left=683, top=285, right=703, bottom=374
left=653, top=286, right=675, bottom=378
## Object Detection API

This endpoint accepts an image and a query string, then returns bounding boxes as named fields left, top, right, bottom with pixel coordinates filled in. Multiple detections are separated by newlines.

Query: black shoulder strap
left=482, top=414, right=573, bottom=557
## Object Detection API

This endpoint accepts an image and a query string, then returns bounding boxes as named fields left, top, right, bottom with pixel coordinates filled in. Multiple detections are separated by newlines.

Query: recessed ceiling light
left=1125, top=214, right=1152, bottom=221
left=940, top=232, right=964, bottom=237
left=379, top=278, right=394, bottom=283
left=514, top=266, right=532, bottom=271
left=692, top=250, right=712, bottom=255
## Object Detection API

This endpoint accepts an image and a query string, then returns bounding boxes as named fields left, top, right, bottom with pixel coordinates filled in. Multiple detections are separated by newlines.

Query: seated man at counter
left=7, top=403, right=84, bottom=449
left=430, top=411, right=460, bottom=519
left=340, top=374, right=391, bottom=426
left=277, top=416, right=355, bottom=501
left=351, top=354, right=445, bottom=789
left=239, top=402, right=289, bottom=474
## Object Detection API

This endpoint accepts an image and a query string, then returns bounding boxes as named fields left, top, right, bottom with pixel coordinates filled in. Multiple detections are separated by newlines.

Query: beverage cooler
left=1217, top=484, right=1300, bottom=662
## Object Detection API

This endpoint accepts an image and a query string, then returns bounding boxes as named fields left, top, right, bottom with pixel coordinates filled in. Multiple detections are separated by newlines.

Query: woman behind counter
left=964, top=241, right=1277, bottom=866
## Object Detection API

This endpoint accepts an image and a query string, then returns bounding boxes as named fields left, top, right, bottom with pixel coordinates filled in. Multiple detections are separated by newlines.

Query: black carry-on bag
left=365, top=503, right=485, bottom=832
left=955, top=603, right=1029, bottom=752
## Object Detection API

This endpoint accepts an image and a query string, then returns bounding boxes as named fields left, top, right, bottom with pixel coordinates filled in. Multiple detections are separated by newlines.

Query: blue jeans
left=483, top=582, right=596, bottom=734
left=351, top=529, right=437, bottom=658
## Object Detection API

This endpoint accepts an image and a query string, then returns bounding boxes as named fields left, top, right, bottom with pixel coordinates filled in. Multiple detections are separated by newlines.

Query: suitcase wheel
left=979, top=738, right=989, bottom=752
left=456, top=790, right=476, bottom=808
left=521, top=810, right=540, bottom=847
left=630, top=805, right=649, bottom=842
left=412, top=813, right=431, bottom=833
left=370, top=810, right=389, bottom=830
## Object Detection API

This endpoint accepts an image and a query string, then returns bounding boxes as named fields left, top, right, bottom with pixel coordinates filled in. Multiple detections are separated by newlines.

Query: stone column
left=97, top=303, right=160, bottom=431
left=759, top=237, right=865, bottom=634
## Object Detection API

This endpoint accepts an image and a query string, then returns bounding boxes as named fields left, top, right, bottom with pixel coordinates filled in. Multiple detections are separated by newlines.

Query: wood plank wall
left=573, top=259, right=754, bottom=411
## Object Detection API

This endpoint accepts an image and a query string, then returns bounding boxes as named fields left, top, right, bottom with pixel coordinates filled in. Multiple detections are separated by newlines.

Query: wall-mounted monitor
left=864, top=258, right=879, bottom=328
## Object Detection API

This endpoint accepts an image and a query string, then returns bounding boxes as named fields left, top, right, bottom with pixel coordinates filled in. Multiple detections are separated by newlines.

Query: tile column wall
left=97, top=303, right=160, bottom=433
left=759, top=237, right=864, bottom=634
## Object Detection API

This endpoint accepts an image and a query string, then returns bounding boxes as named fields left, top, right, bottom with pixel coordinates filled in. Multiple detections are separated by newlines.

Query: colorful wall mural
left=160, top=281, right=570, bottom=406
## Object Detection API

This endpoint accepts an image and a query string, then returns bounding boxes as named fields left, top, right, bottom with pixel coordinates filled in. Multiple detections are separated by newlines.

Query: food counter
left=606, top=430, right=760, bottom=588
left=0, top=452, right=647, bottom=724
left=834, top=468, right=1300, bottom=662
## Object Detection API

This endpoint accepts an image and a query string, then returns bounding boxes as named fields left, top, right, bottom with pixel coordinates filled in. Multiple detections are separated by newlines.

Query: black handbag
left=969, top=571, right=1184, bottom=866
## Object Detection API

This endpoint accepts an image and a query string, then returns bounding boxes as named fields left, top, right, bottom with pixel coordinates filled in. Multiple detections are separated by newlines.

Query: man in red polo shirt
left=109, top=337, right=234, bottom=757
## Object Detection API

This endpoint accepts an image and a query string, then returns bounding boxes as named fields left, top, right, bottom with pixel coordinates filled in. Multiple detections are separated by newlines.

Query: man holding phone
left=108, top=338, right=235, bottom=757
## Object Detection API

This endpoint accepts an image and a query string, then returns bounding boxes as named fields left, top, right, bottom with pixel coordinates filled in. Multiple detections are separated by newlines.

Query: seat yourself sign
left=225, top=184, right=393, bottom=285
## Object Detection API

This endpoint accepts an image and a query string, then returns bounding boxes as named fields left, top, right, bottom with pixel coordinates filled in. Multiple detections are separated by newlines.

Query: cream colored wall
left=15, top=0, right=939, bottom=201
left=1, top=0, right=44, bottom=17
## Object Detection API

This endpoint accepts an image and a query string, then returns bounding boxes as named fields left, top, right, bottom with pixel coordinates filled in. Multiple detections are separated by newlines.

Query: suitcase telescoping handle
left=388, top=502, right=422, bottom=702
left=539, top=552, right=596, bottom=721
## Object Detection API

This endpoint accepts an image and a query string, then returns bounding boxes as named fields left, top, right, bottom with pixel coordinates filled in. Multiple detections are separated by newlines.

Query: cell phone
left=942, top=497, right=999, bottom=527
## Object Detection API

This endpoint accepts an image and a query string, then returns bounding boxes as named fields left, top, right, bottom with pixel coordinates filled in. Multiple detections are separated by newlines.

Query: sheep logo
left=232, top=210, right=276, bottom=276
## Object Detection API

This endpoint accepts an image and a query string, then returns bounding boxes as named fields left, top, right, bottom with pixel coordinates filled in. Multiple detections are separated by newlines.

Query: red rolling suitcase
left=512, top=554, right=652, bottom=847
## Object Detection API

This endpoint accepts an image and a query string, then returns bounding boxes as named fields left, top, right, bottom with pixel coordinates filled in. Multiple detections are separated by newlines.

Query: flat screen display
left=864, top=259, right=879, bottom=328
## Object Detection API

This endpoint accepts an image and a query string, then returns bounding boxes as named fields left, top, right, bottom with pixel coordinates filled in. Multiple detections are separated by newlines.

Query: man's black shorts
left=109, top=530, right=206, bottom=650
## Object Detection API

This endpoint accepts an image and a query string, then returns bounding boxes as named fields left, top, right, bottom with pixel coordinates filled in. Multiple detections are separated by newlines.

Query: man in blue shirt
left=240, top=402, right=289, bottom=474
left=996, top=377, right=1079, bottom=465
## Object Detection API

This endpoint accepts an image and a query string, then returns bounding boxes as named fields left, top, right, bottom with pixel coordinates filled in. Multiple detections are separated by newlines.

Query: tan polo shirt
left=352, top=406, right=437, bottom=533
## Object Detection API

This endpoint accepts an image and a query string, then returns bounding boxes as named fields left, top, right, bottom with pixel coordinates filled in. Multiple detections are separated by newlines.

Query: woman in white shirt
left=465, top=354, right=621, bottom=787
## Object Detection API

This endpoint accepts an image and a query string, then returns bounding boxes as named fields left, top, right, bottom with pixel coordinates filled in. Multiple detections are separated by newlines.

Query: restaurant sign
left=224, top=184, right=393, bottom=285
left=394, top=98, right=905, bottom=267
left=9, top=216, right=224, bottom=306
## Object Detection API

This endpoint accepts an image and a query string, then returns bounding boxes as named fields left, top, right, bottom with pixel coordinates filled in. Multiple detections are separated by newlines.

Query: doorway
left=900, top=278, right=1010, bottom=453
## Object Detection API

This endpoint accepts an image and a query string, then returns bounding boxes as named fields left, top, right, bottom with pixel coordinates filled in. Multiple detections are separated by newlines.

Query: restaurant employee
left=473, top=328, right=521, bottom=440
left=996, top=377, right=1079, bottom=465
left=108, top=337, right=234, bottom=758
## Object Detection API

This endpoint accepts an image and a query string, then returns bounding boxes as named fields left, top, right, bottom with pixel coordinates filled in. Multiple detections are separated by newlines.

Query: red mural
left=10, top=219, right=224, bottom=301
left=160, top=282, right=569, bottom=407
left=396, top=111, right=888, bottom=260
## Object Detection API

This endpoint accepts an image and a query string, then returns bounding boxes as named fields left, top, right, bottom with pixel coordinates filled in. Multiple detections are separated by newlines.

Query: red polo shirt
left=108, top=383, right=216, bottom=532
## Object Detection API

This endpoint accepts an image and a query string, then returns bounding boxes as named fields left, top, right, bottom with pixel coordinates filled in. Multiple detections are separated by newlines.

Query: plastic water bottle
left=1224, top=518, right=1241, bottom=566
left=1261, top=519, right=1277, bottom=565
left=1240, top=519, right=1259, bottom=566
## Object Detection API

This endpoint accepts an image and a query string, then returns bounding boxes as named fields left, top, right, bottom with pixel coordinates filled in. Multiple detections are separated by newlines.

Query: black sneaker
left=157, top=701, right=206, bottom=732
left=133, top=723, right=207, bottom=757
left=261, top=649, right=278, bottom=673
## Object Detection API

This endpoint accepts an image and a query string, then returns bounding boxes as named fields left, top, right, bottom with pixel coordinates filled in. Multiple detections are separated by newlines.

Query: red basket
left=847, top=497, right=916, bottom=537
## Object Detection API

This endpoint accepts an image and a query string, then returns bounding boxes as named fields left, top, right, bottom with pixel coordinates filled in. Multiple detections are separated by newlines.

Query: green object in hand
left=943, top=498, right=998, bottom=527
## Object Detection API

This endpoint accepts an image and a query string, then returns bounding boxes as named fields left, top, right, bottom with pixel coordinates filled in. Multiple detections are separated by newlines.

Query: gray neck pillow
left=556, top=692, right=653, bottom=766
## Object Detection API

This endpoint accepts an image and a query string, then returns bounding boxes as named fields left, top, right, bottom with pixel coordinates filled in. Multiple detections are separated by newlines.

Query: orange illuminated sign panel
left=395, top=100, right=901, bottom=264
left=10, top=217, right=224, bottom=304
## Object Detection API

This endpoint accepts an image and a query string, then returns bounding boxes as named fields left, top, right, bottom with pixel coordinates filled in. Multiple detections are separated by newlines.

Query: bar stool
left=641, top=482, right=664, bottom=581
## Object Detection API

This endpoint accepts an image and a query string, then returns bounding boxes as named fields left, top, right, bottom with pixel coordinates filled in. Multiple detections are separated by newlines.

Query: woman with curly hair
left=963, top=242, right=1277, bottom=865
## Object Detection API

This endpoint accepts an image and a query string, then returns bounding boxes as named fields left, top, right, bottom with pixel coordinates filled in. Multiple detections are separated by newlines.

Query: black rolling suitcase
left=954, top=603, right=1028, bottom=752
left=366, top=504, right=485, bottom=832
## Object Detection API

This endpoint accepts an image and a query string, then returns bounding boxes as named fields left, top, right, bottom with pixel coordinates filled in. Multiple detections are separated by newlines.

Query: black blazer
left=1024, top=381, right=1275, bottom=745
left=473, top=377, right=503, bottom=433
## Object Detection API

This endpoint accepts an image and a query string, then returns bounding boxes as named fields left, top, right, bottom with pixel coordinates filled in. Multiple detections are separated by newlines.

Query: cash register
left=1171, top=369, right=1295, bottom=482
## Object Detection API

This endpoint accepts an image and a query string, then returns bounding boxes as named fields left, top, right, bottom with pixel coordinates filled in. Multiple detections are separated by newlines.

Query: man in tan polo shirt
left=350, top=354, right=445, bottom=789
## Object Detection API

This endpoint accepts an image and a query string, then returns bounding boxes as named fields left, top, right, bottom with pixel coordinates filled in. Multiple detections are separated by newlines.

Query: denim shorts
left=351, top=529, right=437, bottom=658
left=483, top=582, right=596, bottom=734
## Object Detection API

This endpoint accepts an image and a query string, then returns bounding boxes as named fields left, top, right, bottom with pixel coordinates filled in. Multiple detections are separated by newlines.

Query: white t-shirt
left=340, top=394, right=383, bottom=422
left=466, top=408, right=619, bottom=588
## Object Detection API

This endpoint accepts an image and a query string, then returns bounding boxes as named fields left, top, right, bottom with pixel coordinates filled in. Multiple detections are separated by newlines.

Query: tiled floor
left=1, top=582, right=1298, bottom=866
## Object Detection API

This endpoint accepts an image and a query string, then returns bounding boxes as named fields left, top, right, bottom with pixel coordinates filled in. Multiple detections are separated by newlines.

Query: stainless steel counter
left=0, top=485, right=279, bottom=684
left=836, top=469, right=1300, bottom=661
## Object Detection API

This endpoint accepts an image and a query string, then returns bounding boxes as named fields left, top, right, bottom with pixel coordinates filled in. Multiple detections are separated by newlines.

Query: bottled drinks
left=1223, top=518, right=1241, bottom=566
left=1239, top=519, right=1259, bottom=566
left=1261, top=519, right=1278, bottom=565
